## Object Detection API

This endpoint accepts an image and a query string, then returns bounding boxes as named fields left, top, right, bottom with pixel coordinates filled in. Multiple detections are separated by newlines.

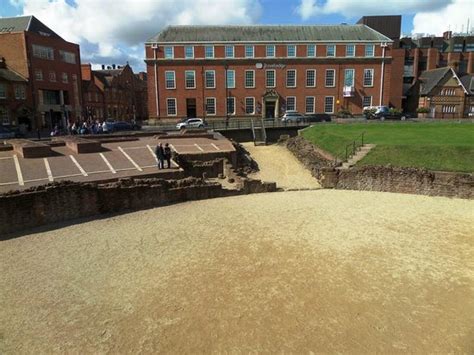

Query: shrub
left=363, top=108, right=377, bottom=119
left=389, top=108, right=402, bottom=115
left=337, top=108, right=353, bottom=118
left=416, top=107, right=430, bottom=113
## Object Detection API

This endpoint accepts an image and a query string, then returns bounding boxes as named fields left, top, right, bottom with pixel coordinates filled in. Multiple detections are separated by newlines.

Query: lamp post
left=225, top=64, right=229, bottom=127
left=379, top=42, right=388, bottom=106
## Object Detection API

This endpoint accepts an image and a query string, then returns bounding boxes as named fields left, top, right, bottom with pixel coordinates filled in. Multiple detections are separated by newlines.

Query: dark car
left=110, top=121, right=141, bottom=132
left=364, top=106, right=410, bottom=120
left=304, top=113, right=332, bottom=123
left=0, top=126, right=16, bottom=139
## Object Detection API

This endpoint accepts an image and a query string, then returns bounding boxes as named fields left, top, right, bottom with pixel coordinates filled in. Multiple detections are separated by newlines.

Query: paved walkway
left=243, top=142, right=320, bottom=190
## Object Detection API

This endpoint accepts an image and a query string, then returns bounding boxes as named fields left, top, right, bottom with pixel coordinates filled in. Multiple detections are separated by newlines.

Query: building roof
left=419, top=67, right=451, bottom=95
left=0, top=67, right=27, bottom=82
left=147, top=24, right=392, bottom=43
left=0, top=15, right=62, bottom=39
left=459, top=74, right=474, bottom=95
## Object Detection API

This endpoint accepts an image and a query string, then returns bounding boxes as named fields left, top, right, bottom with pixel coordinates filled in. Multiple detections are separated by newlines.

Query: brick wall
left=0, top=177, right=277, bottom=237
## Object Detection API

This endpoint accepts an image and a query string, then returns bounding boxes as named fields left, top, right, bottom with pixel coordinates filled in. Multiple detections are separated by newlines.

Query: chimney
left=443, top=31, right=452, bottom=40
left=112, top=64, right=116, bottom=69
left=101, top=64, right=105, bottom=70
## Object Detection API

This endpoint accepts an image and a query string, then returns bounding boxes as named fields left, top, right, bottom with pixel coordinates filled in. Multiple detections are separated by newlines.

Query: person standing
left=155, top=142, right=165, bottom=169
left=164, top=143, right=172, bottom=169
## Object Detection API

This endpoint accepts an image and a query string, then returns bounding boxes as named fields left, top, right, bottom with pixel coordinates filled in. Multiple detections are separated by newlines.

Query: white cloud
left=412, top=0, right=474, bottom=36
left=18, top=0, right=262, bottom=69
left=297, top=0, right=451, bottom=20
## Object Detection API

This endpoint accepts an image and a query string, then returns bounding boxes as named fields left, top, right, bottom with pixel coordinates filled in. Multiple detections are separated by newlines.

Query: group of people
left=68, top=120, right=110, bottom=135
left=155, top=142, right=172, bottom=169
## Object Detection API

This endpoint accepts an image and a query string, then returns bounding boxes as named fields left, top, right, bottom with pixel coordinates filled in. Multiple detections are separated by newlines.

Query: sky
left=1, top=0, right=473, bottom=72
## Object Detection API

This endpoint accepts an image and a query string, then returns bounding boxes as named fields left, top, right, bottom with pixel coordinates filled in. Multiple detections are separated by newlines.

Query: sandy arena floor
left=243, top=143, right=321, bottom=190
left=1, top=190, right=473, bottom=353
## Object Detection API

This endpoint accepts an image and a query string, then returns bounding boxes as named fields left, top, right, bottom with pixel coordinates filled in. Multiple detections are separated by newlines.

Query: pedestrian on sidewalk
left=164, top=143, right=172, bottom=169
left=155, top=142, right=165, bottom=169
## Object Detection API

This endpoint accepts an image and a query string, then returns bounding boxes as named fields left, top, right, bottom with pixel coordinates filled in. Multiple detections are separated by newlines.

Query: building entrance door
left=265, top=101, right=276, bottom=118
left=186, top=98, right=197, bottom=118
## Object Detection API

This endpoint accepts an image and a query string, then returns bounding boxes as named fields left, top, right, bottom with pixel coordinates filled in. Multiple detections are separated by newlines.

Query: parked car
left=176, top=118, right=207, bottom=130
left=109, top=121, right=141, bottom=132
left=0, top=126, right=17, bottom=139
left=281, top=111, right=304, bottom=123
left=363, top=106, right=410, bottom=120
left=304, top=113, right=332, bottom=122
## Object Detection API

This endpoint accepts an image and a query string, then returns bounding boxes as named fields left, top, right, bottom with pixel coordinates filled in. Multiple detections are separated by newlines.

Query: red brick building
left=82, top=63, right=148, bottom=122
left=0, top=16, right=82, bottom=130
left=0, top=57, right=29, bottom=129
left=145, top=25, right=403, bottom=121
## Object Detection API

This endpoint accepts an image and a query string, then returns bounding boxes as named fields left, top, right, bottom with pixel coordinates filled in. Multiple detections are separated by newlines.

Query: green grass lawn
left=301, top=122, right=474, bottom=172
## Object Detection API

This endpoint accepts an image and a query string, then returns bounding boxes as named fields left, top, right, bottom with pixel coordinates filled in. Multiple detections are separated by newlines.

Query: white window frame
left=346, top=44, right=355, bottom=57
left=286, top=69, right=297, bottom=88
left=225, top=45, right=234, bottom=58
left=49, top=71, right=56, bottom=82
left=362, top=96, right=372, bottom=108
left=166, top=98, right=177, bottom=116
left=324, top=96, right=335, bottom=114
left=245, top=45, right=254, bottom=58
left=307, top=44, right=316, bottom=57
left=226, top=69, right=235, bottom=88
left=62, top=72, right=68, bottom=83
left=32, top=44, right=54, bottom=60
left=306, top=69, right=316, bottom=87
left=365, top=44, right=375, bottom=57
left=205, top=97, right=216, bottom=115
left=205, top=45, right=214, bottom=58
left=59, top=50, right=76, bottom=64
left=266, top=69, right=276, bottom=88
left=287, top=44, right=296, bottom=57
left=164, top=46, right=174, bottom=59
left=245, top=97, right=255, bottom=115
left=363, top=69, right=374, bottom=87
left=0, top=107, right=9, bottom=125
left=266, top=45, right=275, bottom=58
left=35, top=69, right=43, bottom=81
left=165, top=71, right=176, bottom=89
left=205, top=70, right=216, bottom=89
left=184, top=45, right=194, bottom=59
left=344, top=69, right=355, bottom=86
left=245, top=70, right=255, bottom=88
left=227, top=96, right=236, bottom=115
left=305, top=96, right=315, bottom=114
left=325, top=69, right=335, bottom=87
left=326, top=44, right=335, bottom=57
left=185, top=70, right=196, bottom=89
left=14, top=85, right=26, bottom=100
left=286, top=96, right=296, bottom=111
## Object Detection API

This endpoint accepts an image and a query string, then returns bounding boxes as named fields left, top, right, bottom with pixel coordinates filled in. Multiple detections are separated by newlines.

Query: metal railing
left=334, top=131, right=365, bottom=165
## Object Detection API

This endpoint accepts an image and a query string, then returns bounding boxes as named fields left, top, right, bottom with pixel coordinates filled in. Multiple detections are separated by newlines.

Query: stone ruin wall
left=286, top=136, right=473, bottom=199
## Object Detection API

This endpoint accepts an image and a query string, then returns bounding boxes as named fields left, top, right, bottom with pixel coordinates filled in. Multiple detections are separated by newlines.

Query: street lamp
left=225, top=64, right=229, bottom=127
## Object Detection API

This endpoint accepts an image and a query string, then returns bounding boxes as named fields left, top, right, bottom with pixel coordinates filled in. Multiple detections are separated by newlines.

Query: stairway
left=337, top=144, right=376, bottom=170
left=252, top=119, right=267, bottom=146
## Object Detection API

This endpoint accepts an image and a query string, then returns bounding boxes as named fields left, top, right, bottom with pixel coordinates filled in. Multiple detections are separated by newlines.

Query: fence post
left=345, top=145, right=348, bottom=161
left=362, top=132, right=364, bottom=146
left=353, top=141, right=356, bottom=155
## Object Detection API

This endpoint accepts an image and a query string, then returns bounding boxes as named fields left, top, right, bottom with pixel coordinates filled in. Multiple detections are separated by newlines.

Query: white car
left=176, top=118, right=206, bottom=130
left=281, top=111, right=304, bottom=123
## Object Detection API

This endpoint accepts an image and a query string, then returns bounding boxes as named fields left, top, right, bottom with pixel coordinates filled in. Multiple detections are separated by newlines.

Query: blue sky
left=1, top=0, right=472, bottom=71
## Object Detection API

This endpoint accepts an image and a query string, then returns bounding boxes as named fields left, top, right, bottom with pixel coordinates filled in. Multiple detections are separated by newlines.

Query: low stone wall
left=287, top=136, right=473, bottom=199
left=318, top=166, right=473, bottom=199
left=0, top=177, right=276, bottom=237
left=285, top=136, right=335, bottom=176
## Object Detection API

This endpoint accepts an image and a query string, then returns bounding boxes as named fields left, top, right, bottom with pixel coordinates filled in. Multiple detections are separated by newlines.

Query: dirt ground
left=1, top=190, right=473, bottom=354
left=243, top=143, right=321, bottom=190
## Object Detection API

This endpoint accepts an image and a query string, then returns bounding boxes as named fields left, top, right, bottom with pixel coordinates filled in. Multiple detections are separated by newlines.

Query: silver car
left=176, top=118, right=206, bottom=130
left=281, top=111, right=304, bottom=123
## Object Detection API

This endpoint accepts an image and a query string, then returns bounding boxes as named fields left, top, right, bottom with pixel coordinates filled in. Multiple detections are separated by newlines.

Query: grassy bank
left=301, top=122, right=474, bottom=172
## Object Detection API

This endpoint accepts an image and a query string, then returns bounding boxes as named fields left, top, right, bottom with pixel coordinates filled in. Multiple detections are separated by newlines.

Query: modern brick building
left=0, top=57, right=29, bottom=129
left=145, top=25, right=404, bottom=121
left=0, top=16, right=83, bottom=130
left=81, top=63, right=148, bottom=122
